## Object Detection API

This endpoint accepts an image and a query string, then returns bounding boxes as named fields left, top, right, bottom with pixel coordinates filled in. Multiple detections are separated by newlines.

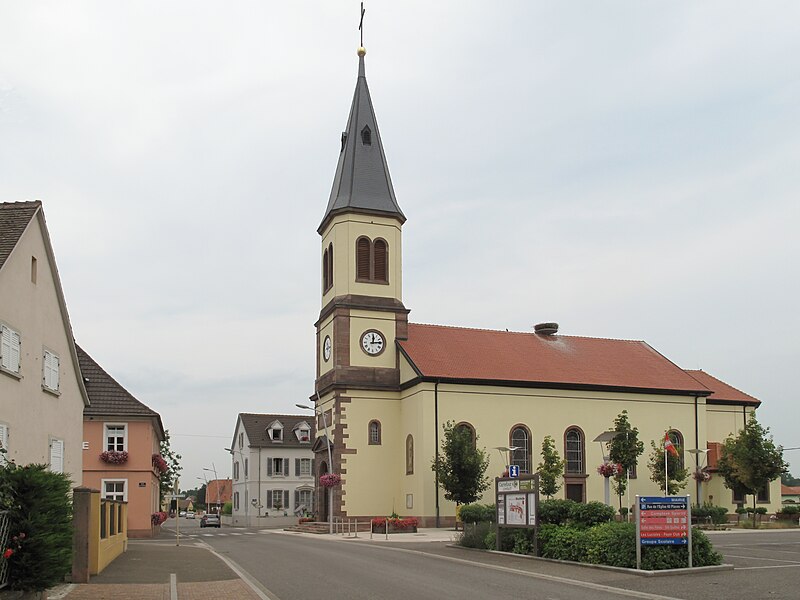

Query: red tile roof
left=398, top=324, right=711, bottom=395
left=684, top=370, right=760, bottom=406
left=206, top=479, right=233, bottom=504
left=781, top=485, right=800, bottom=495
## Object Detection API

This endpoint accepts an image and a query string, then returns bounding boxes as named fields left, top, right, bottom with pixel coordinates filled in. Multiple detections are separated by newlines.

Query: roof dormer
left=267, top=420, right=284, bottom=443
left=293, top=421, right=312, bottom=443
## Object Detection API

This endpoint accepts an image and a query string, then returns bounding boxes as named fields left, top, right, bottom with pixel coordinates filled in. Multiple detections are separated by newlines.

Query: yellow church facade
left=311, top=48, right=780, bottom=527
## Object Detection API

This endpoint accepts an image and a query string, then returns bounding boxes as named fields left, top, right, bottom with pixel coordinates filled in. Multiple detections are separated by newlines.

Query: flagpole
left=664, top=444, right=668, bottom=496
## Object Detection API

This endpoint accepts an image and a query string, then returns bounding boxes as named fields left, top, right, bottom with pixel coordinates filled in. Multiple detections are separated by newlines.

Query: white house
left=228, top=413, right=315, bottom=526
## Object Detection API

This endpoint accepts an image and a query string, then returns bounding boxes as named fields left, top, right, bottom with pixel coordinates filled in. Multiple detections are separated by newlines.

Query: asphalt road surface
left=163, top=522, right=800, bottom=600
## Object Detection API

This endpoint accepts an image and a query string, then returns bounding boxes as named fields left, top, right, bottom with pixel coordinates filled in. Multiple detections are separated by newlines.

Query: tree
left=431, top=421, right=490, bottom=507
left=717, top=413, right=787, bottom=525
left=608, top=410, right=644, bottom=509
left=537, top=435, right=565, bottom=499
left=647, top=431, right=689, bottom=495
left=159, top=429, right=182, bottom=503
left=781, top=472, right=800, bottom=486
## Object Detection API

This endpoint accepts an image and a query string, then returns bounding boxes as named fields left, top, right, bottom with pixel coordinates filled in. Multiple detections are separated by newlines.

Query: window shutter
left=283, top=459, right=289, bottom=476
left=373, top=240, right=387, bottom=282
left=294, top=490, right=300, bottom=510
left=267, top=492, right=272, bottom=509
left=295, top=458, right=300, bottom=476
left=52, top=354, right=60, bottom=390
left=50, top=439, right=64, bottom=473
left=283, top=490, right=289, bottom=510
left=266, top=457, right=272, bottom=476
left=1, top=326, right=21, bottom=373
left=356, top=238, right=371, bottom=279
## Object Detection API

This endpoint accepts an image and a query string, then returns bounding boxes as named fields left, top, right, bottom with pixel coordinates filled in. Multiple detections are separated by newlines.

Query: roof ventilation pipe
left=533, top=322, right=559, bottom=336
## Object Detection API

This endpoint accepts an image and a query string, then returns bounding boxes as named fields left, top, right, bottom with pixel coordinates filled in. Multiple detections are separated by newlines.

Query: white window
left=299, top=458, right=312, bottom=476
left=234, top=491, right=239, bottom=510
left=43, top=350, right=60, bottom=392
left=0, top=423, right=9, bottom=466
left=296, top=489, right=313, bottom=512
left=105, top=424, right=127, bottom=452
left=268, top=420, right=284, bottom=442
left=234, top=461, right=240, bottom=480
left=49, top=438, right=64, bottom=473
left=268, top=489, right=288, bottom=509
left=294, top=422, right=311, bottom=443
left=269, top=457, right=288, bottom=476
left=102, top=479, right=127, bottom=501
left=0, top=324, right=21, bottom=374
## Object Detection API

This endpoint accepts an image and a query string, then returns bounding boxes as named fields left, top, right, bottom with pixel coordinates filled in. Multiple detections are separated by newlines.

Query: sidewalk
left=58, top=541, right=266, bottom=600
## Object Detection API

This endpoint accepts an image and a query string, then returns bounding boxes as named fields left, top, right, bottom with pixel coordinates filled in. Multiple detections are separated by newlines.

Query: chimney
left=534, top=322, right=559, bottom=336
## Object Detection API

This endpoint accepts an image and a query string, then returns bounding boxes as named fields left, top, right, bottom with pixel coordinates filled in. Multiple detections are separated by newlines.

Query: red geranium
left=3, top=548, right=12, bottom=559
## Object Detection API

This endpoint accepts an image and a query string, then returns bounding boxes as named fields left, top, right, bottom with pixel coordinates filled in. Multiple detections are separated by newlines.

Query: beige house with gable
left=0, top=201, right=88, bottom=485
left=308, top=48, right=782, bottom=527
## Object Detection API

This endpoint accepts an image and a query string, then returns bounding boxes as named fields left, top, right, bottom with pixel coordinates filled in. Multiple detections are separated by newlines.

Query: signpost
left=167, top=493, right=185, bottom=546
left=635, top=495, right=692, bottom=569
left=495, top=473, right=539, bottom=553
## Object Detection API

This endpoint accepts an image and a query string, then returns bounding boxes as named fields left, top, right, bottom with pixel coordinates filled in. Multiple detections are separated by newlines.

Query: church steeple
left=318, top=48, right=406, bottom=234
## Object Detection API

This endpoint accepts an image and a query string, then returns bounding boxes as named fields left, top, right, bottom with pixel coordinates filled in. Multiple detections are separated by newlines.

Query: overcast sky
left=2, top=2, right=798, bottom=490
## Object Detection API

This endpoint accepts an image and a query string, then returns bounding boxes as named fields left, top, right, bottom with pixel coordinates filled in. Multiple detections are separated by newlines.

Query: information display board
left=635, top=495, right=692, bottom=569
left=495, top=474, right=539, bottom=554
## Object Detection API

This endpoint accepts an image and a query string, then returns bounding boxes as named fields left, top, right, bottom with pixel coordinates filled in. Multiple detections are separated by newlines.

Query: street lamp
left=203, top=465, right=221, bottom=513
left=296, top=401, right=334, bottom=534
left=688, top=448, right=709, bottom=503
left=224, top=447, right=248, bottom=526
left=196, top=475, right=209, bottom=514
left=492, top=446, right=520, bottom=475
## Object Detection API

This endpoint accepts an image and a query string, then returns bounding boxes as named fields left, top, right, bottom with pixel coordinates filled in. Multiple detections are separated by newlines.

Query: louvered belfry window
left=373, top=239, right=387, bottom=282
left=356, top=237, right=371, bottom=280
left=355, top=237, right=389, bottom=283
left=322, top=249, right=329, bottom=291
left=327, top=243, right=334, bottom=290
left=361, top=125, right=372, bottom=146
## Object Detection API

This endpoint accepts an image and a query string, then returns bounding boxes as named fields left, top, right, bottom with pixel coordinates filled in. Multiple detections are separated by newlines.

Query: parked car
left=185, top=511, right=195, bottom=519
left=200, top=513, right=220, bottom=528
left=179, top=511, right=186, bottom=517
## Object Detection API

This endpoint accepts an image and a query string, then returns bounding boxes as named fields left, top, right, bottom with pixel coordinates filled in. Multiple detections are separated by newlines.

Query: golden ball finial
left=357, top=46, right=366, bottom=57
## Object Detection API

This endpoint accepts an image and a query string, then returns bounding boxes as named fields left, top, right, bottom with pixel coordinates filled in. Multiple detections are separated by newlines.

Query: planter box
left=372, top=524, right=418, bottom=534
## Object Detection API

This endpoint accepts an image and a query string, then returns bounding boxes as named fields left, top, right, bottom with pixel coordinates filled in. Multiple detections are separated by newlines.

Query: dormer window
left=361, top=125, right=372, bottom=146
left=267, top=420, right=284, bottom=442
left=294, top=422, right=312, bottom=443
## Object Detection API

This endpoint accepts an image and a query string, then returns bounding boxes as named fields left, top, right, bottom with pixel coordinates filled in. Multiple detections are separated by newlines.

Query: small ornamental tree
left=607, top=411, right=644, bottom=509
left=431, top=421, right=490, bottom=508
left=1, top=464, right=73, bottom=592
left=537, top=435, right=565, bottom=499
left=159, top=430, right=182, bottom=504
left=647, top=431, right=689, bottom=495
left=717, top=413, right=787, bottom=526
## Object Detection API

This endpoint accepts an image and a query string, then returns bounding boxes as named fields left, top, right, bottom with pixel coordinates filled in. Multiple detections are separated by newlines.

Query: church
left=311, top=46, right=779, bottom=527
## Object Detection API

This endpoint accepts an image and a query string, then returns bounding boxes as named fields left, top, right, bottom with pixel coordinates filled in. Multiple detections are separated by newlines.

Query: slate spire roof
left=319, top=49, right=405, bottom=234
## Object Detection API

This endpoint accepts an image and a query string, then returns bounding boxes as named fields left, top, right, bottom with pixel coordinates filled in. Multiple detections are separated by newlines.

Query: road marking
left=230, top=533, right=243, bottom=536
left=170, top=573, right=177, bottom=600
left=202, top=534, right=214, bottom=537
left=736, top=564, right=800, bottom=570
left=725, top=554, right=800, bottom=564
left=369, top=546, right=681, bottom=600
left=195, top=540, right=281, bottom=600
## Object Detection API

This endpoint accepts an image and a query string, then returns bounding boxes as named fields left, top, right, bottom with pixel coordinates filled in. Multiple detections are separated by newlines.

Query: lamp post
left=688, top=448, right=708, bottom=504
left=224, top=447, right=248, bottom=526
left=492, top=446, right=520, bottom=476
left=296, top=401, right=334, bottom=534
left=196, top=475, right=209, bottom=514
left=203, top=465, right=221, bottom=513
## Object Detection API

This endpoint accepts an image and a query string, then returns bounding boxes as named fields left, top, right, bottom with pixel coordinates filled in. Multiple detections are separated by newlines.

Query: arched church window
left=456, top=422, right=476, bottom=450
left=356, top=237, right=371, bottom=280
left=564, top=427, right=585, bottom=474
left=327, top=243, right=333, bottom=291
left=510, top=426, right=531, bottom=474
left=668, top=429, right=685, bottom=469
left=368, top=420, right=381, bottom=445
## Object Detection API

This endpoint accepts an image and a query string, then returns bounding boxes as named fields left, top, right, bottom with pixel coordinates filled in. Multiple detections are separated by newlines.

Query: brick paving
left=64, top=583, right=169, bottom=600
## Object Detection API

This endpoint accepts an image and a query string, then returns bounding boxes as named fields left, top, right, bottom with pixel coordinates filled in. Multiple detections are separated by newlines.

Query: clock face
left=360, top=330, right=385, bottom=356
left=323, top=336, right=332, bottom=362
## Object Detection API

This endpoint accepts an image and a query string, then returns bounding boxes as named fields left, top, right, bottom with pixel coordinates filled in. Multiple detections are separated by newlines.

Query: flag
left=664, top=433, right=679, bottom=458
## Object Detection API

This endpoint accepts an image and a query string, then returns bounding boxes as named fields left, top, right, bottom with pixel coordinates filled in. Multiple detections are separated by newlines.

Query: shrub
left=538, top=524, right=591, bottom=561
left=641, top=528, right=722, bottom=570
left=484, top=530, right=497, bottom=550
left=1, top=464, right=73, bottom=592
left=692, top=502, right=729, bottom=525
left=585, top=522, right=637, bottom=567
left=538, top=499, right=577, bottom=525
left=221, top=501, right=233, bottom=515
left=570, top=501, right=615, bottom=527
left=457, top=522, right=493, bottom=549
left=779, top=505, right=799, bottom=515
left=458, top=503, right=495, bottom=524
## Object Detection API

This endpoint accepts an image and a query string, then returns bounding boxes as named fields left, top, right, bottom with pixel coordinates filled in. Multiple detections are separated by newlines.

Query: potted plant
left=100, top=450, right=129, bottom=465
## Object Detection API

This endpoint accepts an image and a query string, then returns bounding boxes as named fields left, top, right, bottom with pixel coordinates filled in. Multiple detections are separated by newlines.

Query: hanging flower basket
left=152, top=453, right=169, bottom=474
left=319, top=473, right=341, bottom=488
left=100, top=450, right=129, bottom=464
left=692, top=469, right=711, bottom=482
left=596, top=462, right=623, bottom=477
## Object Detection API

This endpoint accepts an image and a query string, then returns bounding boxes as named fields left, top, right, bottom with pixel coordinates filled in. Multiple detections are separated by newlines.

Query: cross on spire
left=359, top=2, right=365, bottom=48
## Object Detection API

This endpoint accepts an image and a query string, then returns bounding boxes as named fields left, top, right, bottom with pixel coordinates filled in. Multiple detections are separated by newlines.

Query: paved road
left=162, top=522, right=800, bottom=600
